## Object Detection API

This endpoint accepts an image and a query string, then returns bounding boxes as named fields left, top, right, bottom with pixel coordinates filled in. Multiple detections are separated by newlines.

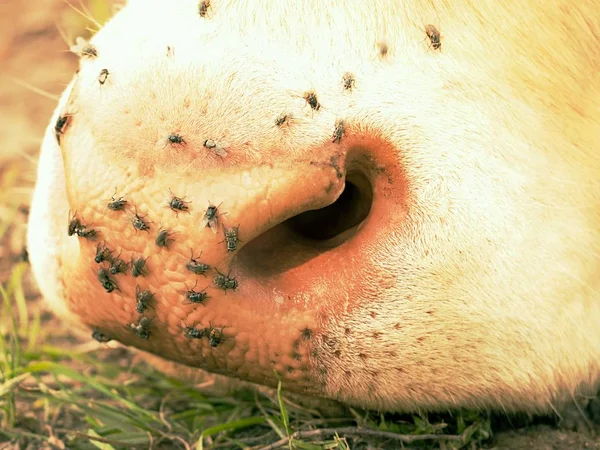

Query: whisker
left=63, top=0, right=102, bottom=29
left=9, top=78, right=59, bottom=101
left=54, top=20, right=71, bottom=48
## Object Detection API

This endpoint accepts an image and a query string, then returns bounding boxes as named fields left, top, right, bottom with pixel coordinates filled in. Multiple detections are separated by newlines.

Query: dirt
left=0, top=1, right=597, bottom=449
left=489, top=426, right=599, bottom=449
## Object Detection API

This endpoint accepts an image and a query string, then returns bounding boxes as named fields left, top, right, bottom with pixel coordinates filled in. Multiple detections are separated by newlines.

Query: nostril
left=284, top=171, right=373, bottom=243
left=236, top=169, right=374, bottom=278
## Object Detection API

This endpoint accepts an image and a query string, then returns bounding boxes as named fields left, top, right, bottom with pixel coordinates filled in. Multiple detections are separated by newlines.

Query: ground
left=0, top=1, right=598, bottom=449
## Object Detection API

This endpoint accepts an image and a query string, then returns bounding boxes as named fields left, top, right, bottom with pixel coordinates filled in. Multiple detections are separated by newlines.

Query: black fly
left=275, top=114, right=289, bottom=126
left=208, top=324, right=226, bottom=348
left=68, top=213, right=97, bottom=240
left=81, top=45, right=97, bottom=58
left=186, top=249, right=211, bottom=276
left=200, top=202, right=224, bottom=233
left=130, top=317, right=152, bottom=340
left=168, top=190, right=190, bottom=215
left=198, top=0, right=211, bottom=17
left=92, top=330, right=112, bottom=343
left=68, top=213, right=81, bottom=236
left=135, top=285, right=154, bottom=313
left=76, top=227, right=97, bottom=240
left=107, top=189, right=127, bottom=211
left=332, top=120, right=345, bottom=144
left=131, top=256, right=149, bottom=277
left=304, top=92, right=321, bottom=111
left=183, top=281, right=209, bottom=305
left=16, top=247, right=28, bottom=264
left=98, top=68, right=109, bottom=84
left=213, top=269, right=238, bottom=293
left=425, top=24, right=442, bottom=50
left=182, top=321, right=205, bottom=339
left=221, top=225, right=241, bottom=252
left=131, top=209, right=151, bottom=232
left=167, top=133, right=185, bottom=144
left=155, top=228, right=175, bottom=249
left=109, top=254, right=128, bottom=275
left=55, top=114, right=71, bottom=144
left=342, top=72, right=355, bottom=90
left=94, top=243, right=113, bottom=264
left=203, top=139, right=228, bottom=157
left=98, top=267, right=119, bottom=293
left=69, top=37, right=97, bottom=58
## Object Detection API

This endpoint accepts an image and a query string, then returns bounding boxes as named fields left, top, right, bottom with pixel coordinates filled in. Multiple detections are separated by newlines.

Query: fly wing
left=214, top=146, right=228, bottom=157
left=214, top=141, right=229, bottom=158
left=199, top=216, right=209, bottom=229
left=207, top=216, right=219, bottom=233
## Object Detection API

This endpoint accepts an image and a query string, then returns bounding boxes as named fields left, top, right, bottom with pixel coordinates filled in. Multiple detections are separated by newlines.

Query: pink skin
left=60, top=110, right=407, bottom=392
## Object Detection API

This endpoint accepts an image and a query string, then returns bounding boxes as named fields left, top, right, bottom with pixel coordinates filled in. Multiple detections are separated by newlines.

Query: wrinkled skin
left=28, top=0, right=600, bottom=413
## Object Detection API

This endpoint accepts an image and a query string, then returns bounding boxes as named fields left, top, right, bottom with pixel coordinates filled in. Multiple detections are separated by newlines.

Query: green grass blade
left=0, top=372, right=31, bottom=397
left=25, top=361, right=161, bottom=425
left=276, top=378, right=290, bottom=437
left=200, top=416, right=267, bottom=437
left=291, top=440, right=328, bottom=450
left=196, top=416, right=267, bottom=450
left=88, top=429, right=117, bottom=450
left=0, top=318, right=8, bottom=379
left=0, top=283, right=21, bottom=371
left=8, top=264, right=28, bottom=334
left=27, top=306, right=41, bottom=353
